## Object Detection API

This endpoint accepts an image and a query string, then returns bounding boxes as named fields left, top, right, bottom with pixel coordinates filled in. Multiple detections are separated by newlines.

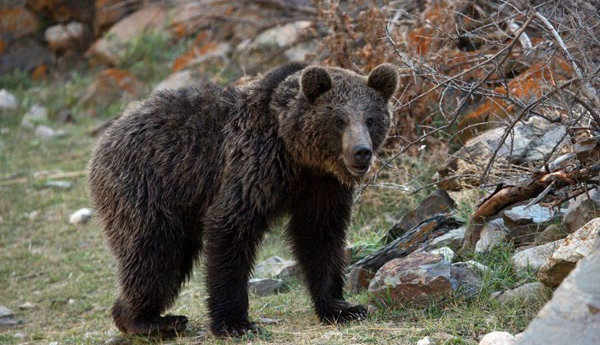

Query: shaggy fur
left=89, top=62, right=399, bottom=337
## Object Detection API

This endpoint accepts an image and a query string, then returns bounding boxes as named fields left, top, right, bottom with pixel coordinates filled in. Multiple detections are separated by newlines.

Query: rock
left=253, top=256, right=300, bottom=280
left=0, top=38, right=52, bottom=74
left=503, top=204, right=561, bottom=245
left=152, top=69, right=200, bottom=93
left=480, top=331, right=516, bottom=345
left=26, top=0, right=94, bottom=24
left=13, top=332, right=26, bottom=340
left=538, top=218, right=600, bottom=287
left=426, top=225, right=466, bottom=252
left=534, top=224, right=567, bottom=245
left=429, top=247, right=455, bottom=262
left=255, top=21, right=311, bottom=48
left=257, top=317, right=280, bottom=325
left=46, top=180, right=72, bottom=189
left=450, top=262, right=484, bottom=298
left=0, top=89, right=18, bottom=110
left=86, top=6, right=168, bottom=65
left=417, top=336, right=432, bottom=345
left=368, top=252, right=482, bottom=307
left=436, top=117, right=567, bottom=191
left=249, top=278, right=283, bottom=297
left=81, top=69, right=146, bottom=109
left=69, top=208, right=93, bottom=224
left=346, top=267, right=376, bottom=294
left=563, top=189, right=600, bottom=233
left=18, top=302, right=35, bottom=310
left=21, top=105, right=48, bottom=128
left=385, top=190, right=456, bottom=242
left=171, top=38, right=231, bottom=72
left=493, top=282, right=546, bottom=303
left=511, top=241, right=561, bottom=273
left=45, top=21, right=85, bottom=51
left=95, top=0, right=141, bottom=33
left=0, top=6, right=39, bottom=41
left=516, top=238, right=600, bottom=345
left=0, top=306, right=17, bottom=328
left=475, top=218, right=509, bottom=254
left=35, top=125, right=65, bottom=140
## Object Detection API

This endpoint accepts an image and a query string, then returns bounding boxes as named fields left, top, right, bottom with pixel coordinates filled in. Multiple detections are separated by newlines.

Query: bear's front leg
left=287, top=175, right=367, bottom=324
left=203, top=198, right=267, bottom=337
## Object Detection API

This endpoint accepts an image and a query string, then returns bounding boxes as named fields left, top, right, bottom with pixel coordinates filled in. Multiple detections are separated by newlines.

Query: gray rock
left=512, top=241, right=561, bottom=273
left=476, top=218, right=509, bottom=254
left=257, top=317, right=280, bottom=325
left=35, top=125, right=65, bottom=140
left=563, top=189, right=600, bottom=233
left=153, top=69, right=199, bottom=93
left=429, top=247, right=455, bottom=262
left=13, top=332, right=27, bottom=340
left=44, top=21, right=84, bottom=50
left=504, top=204, right=555, bottom=226
left=538, top=218, right=600, bottom=287
left=249, top=278, right=283, bottom=297
left=426, top=225, right=466, bottom=251
left=0, top=306, right=17, bottom=328
left=461, top=260, right=491, bottom=274
left=480, top=331, right=516, bottom=345
left=254, top=256, right=300, bottom=280
left=21, top=104, right=48, bottom=128
left=46, top=180, right=73, bottom=189
left=516, top=237, right=600, bottom=345
left=69, top=208, right=93, bottom=224
left=368, top=252, right=482, bottom=307
left=502, top=204, right=562, bottom=245
left=417, top=336, right=432, bottom=345
left=0, top=89, right=18, bottom=110
left=493, top=282, right=546, bottom=303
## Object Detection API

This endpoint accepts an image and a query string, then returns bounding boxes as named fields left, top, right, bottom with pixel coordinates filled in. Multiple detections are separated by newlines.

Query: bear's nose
left=353, top=145, right=372, bottom=165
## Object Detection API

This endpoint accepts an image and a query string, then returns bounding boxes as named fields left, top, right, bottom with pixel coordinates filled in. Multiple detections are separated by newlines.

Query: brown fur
left=89, top=63, right=399, bottom=337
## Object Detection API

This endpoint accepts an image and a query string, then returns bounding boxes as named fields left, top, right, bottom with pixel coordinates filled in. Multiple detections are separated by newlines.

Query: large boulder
left=86, top=5, right=168, bottom=65
left=538, top=218, right=600, bottom=287
left=511, top=241, right=561, bottom=273
left=516, top=237, right=600, bottom=345
left=368, top=252, right=482, bottom=307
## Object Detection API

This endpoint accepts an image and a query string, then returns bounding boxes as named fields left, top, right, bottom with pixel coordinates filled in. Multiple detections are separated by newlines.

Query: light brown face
left=287, top=63, right=400, bottom=184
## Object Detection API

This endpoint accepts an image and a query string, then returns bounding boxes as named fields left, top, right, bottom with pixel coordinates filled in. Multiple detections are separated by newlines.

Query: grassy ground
left=0, top=34, right=549, bottom=345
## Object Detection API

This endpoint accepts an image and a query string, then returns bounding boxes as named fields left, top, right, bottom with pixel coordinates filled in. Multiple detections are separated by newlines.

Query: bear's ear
left=300, top=66, right=332, bottom=103
left=367, top=63, right=399, bottom=101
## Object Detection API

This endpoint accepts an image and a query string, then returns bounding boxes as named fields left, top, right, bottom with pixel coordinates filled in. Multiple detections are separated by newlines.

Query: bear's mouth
left=348, top=164, right=370, bottom=176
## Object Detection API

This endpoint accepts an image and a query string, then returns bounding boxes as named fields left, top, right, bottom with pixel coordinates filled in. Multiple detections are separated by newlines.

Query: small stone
left=417, top=336, right=432, bottom=345
left=35, top=125, right=65, bottom=140
left=0, top=306, right=17, bottom=328
left=45, top=21, right=85, bottom=51
left=493, top=282, right=546, bottom=304
left=512, top=241, right=561, bottom=273
left=427, top=225, right=466, bottom=251
left=504, top=204, right=554, bottom=226
left=0, top=89, right=18, bottom=110
left=346, top=267, right=375, bottom=294
left=21, top=104, right=48, bottom=128
left=429, top=247, right=455, bottom=262
left=479, top=331, right=516, bottom=345
left=462, top=260, right=491, bottom=273
left=49, top=342, right=59, bottom=345
left=153, top=69, right=198, bottom=93
left=249, top=278, right=283, bottom=297
left=69, top=208, right=93, bottom=224
left=18, top=302, right=35, bottom=310
left=257, top=317, right=280, bottom=325
left=46, top=180, right=73, bottom=189
left=13, top=332, right=26, bottom=340
left=254, top=256, right=300, bottom=280
left=476, top=218, right=509, bottom=254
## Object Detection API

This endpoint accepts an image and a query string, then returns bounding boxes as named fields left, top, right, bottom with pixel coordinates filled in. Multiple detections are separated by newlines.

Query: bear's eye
left=335, top=117, right=346, bottom=129
left=366, top=117, right=374, bottom=127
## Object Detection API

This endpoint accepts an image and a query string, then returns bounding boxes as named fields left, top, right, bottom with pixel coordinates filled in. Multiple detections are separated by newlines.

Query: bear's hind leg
left=110, top=218, right=200, bottom=336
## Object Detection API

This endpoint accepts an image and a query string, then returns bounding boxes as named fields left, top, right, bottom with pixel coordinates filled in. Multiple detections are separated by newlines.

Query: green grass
left=0, top=34, right=550, bottom=344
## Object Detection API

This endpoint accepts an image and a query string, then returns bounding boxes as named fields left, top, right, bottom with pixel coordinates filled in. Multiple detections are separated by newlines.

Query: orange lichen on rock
left=0, top=7, right=39, bottom=40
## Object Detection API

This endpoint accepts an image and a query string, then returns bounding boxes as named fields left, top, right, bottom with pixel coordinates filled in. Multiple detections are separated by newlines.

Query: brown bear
left=89, top=62, right=399, bottom=337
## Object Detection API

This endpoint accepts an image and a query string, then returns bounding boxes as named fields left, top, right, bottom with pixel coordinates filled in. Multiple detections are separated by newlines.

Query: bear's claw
left=212, top=321, right=262, bottom=337
left=319, top=303, right=368, bottom=324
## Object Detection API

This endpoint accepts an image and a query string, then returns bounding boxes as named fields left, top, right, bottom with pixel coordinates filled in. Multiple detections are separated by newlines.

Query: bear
left=88, top=62, right=399, bottom=337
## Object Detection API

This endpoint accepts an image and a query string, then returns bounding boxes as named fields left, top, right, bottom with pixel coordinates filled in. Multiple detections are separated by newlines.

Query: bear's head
left=277, top=63, right=399, bottom=185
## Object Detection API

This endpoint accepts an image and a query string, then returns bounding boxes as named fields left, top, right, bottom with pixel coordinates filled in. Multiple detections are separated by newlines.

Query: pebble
left=46, top=180, right=73, bottom=189
left=0, top=89, right=18, bottom=109
left=69, top=208, right=93, bottom=224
